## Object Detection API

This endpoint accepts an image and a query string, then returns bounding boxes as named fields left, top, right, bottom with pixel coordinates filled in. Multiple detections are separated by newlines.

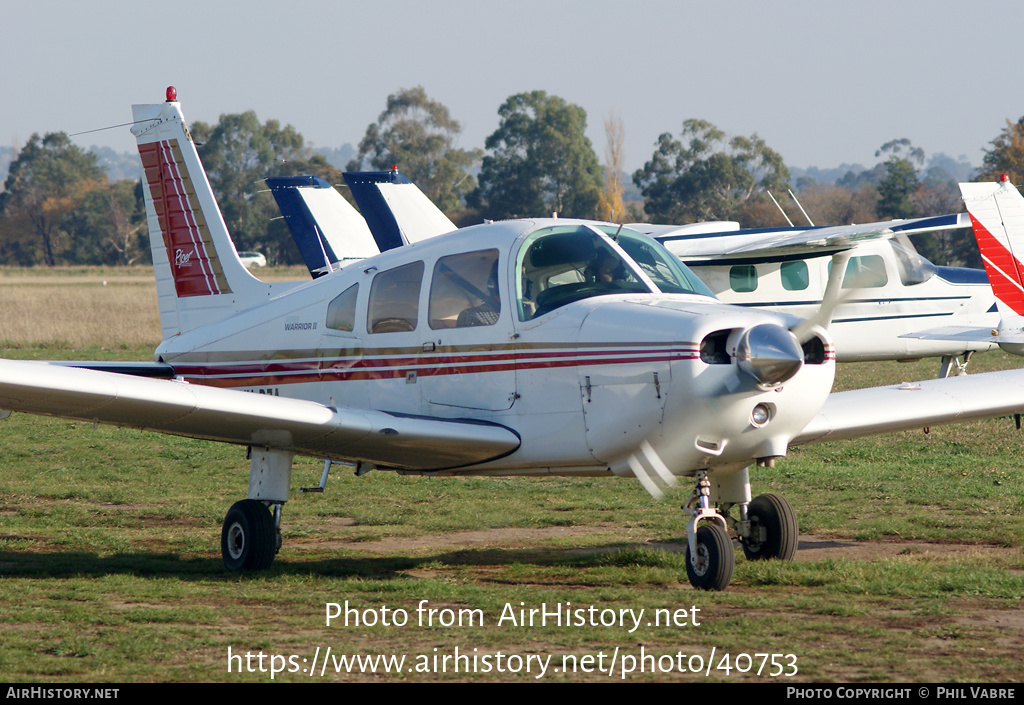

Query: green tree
left=875, top=138, right=923, bottom=220
left=65, top=179, right=148, bottom=266
left=0, top=133, right=107, bottom=266
left=347, top=87, right=481, bottom=215
left=976, top=117, right=1024, bottom=185
left=470, top=91, right=603, bottom=220
left=633, top=119, right=789, bottom=223
left=191, top=112, right=342, bottom=264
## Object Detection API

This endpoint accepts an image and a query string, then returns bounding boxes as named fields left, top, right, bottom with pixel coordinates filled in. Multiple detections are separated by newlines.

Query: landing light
left=751, top=403, right=772, bottom=427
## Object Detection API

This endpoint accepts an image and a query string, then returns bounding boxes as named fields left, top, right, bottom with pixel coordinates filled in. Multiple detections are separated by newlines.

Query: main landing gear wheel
left=741, top=493, right=798, bottom=561
left=222, top=499, right=277, bottom=571
left=685, top=523, right=735, bottom=591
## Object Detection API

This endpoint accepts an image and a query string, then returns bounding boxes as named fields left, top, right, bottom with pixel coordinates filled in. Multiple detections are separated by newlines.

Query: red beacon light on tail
left=166, top=86, right=178, bottom=102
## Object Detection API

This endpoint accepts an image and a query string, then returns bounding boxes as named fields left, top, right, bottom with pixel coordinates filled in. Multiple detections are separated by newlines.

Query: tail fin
left=265, top=175, right=379, bottom=278
left=960, top=176, right=1024, bottom=317
left=343, top=168, right=456, bottom=252
left=131, top=88, right=274, bottom=339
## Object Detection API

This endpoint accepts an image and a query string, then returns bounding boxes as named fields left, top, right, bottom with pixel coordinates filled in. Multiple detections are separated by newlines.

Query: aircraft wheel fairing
left=222, top=499, right=277, bottom=571
left=740, top=493, right=798, bottom=561
left=685, top=523, right=735, bottom=591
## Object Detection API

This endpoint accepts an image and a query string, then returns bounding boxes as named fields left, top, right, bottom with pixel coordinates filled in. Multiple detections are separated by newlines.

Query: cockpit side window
left=516, top=226, right=649, bottom=321
left=429, top=249, right=501, bottom=329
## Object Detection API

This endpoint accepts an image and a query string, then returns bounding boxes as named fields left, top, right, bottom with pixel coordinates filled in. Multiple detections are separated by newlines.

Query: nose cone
left=736, top=323, right=803, bottom=387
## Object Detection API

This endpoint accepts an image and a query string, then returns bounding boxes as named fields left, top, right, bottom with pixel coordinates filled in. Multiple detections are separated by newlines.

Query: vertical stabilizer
left=343, top=169, right=456, bottom=252
left=265, top=176, right=379, bottom=278
left=960, top=177, right=1024, bottom=318
left=131, top=88, right=272, bottom=339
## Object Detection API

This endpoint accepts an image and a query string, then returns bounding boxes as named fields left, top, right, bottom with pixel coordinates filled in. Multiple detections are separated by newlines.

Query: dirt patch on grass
left=294, top=525, right=1023, bottom=565
left=309, top=526, right=616, bottom=554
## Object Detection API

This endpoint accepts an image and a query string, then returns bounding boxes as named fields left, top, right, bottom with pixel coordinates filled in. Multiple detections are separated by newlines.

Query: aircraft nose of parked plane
left=735, top=323, right=804, bottom=387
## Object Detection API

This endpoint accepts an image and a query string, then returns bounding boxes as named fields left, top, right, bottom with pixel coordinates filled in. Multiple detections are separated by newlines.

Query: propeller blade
left=791, top=250, right=853, bottom=343
left=627, top=440, right=677, bottom=499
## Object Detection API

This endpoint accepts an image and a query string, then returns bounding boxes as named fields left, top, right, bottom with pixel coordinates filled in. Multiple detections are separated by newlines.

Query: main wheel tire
left=221, top=499, right=277, bottom=571
left=685, top=523, right=735, bottom=591
left=740, top=493, right=798, bottom=561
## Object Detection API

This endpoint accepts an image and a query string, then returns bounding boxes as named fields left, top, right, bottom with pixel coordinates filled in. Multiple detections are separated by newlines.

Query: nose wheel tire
left=222, top=499, right=277, bottom=571
left=685, top=523, right=735, bottom=591
left=740, top=493, right=798, bottom=561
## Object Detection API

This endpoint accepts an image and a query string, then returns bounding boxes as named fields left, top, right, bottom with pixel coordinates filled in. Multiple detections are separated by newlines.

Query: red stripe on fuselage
left=170, top=346, right=701, bottom=388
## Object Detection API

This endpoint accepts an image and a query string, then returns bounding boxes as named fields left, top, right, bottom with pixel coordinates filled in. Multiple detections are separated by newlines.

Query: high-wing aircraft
left=900, top=176, right=1024, bottom=357
left=268, top=169, right=998, bottom=377
left=633, top=219, right=998, bottom=376
left=3, top=89, right=1024, bottom=592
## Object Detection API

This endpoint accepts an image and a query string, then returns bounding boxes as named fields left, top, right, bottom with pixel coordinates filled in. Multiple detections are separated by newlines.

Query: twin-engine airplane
left=3, top=89, right=1024, bottom=592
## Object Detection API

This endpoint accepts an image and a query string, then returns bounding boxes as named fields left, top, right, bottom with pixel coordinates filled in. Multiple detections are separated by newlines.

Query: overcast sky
left=4, top=0, right=1023, bottom=174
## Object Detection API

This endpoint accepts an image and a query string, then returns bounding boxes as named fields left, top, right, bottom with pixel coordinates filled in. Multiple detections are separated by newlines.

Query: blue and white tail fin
left=132, top=88, right=283, bottom=340
left=344, top=168, right=456, bottom=251
left=265, top=175, right=379, bottom=278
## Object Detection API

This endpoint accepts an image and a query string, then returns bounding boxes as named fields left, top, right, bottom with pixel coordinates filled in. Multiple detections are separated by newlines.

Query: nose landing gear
left=683, top=471, right=798, bottom=590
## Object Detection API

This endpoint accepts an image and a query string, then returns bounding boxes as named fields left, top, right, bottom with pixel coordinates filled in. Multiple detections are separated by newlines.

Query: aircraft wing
left=0, top=359, right=520, bottom=471
left=794, top=368, right=1024, bottom=445
left=637, top=213, right=971, bottom=262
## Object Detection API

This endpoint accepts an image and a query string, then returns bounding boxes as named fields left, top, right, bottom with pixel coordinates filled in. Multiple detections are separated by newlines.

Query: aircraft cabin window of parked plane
left=515, top=225, right=713, bottom=322
left=730, top=265, right=758, bottom=293
left=430, top=249, right=502, bottom=329
left=780, top=261, right=809, bottom=291
left=326, top=284, right=358, bottom=332
left=368, top=261, right=424, bottom=333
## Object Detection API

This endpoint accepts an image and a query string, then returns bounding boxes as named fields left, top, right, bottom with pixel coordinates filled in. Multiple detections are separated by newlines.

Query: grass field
left=0, top=267, right=1022, bottom=682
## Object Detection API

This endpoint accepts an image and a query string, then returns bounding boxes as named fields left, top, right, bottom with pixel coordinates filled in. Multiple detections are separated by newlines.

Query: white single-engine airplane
left=634, top=219, right=999, bottom=375
left=2, top=89, right=1024, bottom=592
left=268, top=169, right=998, bottom=377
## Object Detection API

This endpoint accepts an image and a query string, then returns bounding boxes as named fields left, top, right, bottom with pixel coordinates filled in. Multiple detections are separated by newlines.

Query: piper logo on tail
left=174, top=247, right=194, bottom=268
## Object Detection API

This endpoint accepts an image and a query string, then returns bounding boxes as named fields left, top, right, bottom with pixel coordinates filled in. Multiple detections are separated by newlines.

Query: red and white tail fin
left=132, top=87, right=272, bottom=339
left=960, top=176, right=1024, bottom=321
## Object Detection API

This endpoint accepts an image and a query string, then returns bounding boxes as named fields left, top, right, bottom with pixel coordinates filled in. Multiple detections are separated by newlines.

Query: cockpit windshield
left=890, top=238, right=936, bottom=286
left=597, top=226, right=716, bottom=297
left=515, top=224, right=715, bottom=321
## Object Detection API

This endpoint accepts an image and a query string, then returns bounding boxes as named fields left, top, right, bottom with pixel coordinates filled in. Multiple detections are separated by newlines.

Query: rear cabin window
left=326, top=284, right=358, bottom=331
left=780, top=261, right=809, bottom=291
left=429, top=249, right=501, bottom=329
left=729, top=265, right=758, bottom=293
left=367, top=261, right=424, bottom=333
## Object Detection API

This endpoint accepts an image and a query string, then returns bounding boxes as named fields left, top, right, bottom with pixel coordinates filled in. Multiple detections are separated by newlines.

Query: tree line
left=3, top=87, right=1024, bottom=268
